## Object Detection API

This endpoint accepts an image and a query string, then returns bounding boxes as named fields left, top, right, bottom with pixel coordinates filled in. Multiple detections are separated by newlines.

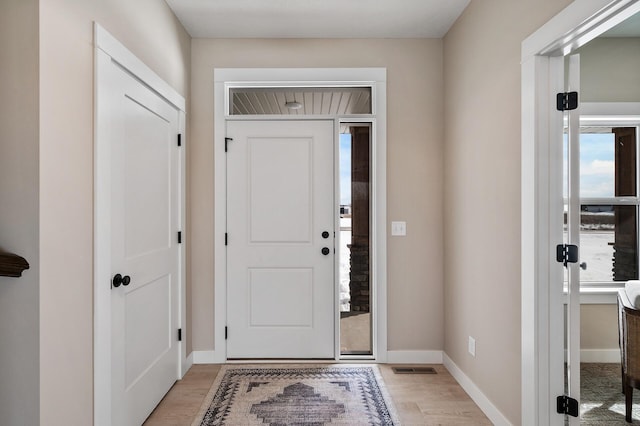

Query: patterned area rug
left=191, top=365, right=400, bottom=425
left=581, top=363, right=640, bottom=424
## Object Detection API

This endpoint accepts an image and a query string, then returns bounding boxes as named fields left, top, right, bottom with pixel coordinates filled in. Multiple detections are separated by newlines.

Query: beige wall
left=0, top=1, right=40, bottom=424
left=190, top=39, right=444, bottom=352
left=443, top=0, right=572, bottom=423
left=578, top=37, right=640, bottom=102
left=581, top=304, right=618, bottom=350
left=38, top=0, right=190, bottom=423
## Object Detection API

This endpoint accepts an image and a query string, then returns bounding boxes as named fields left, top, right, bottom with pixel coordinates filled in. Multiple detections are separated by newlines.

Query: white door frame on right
left=212, top=68, right=387, bottom=363
left=521, top=0, right=640, bottom=424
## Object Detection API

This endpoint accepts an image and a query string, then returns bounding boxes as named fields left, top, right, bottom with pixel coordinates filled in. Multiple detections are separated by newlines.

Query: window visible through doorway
left=563, top=126, right=639, bottom=286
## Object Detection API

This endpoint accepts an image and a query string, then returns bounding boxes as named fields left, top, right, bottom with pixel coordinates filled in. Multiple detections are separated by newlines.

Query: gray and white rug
left=191, top=365, right=400, bottom=425
left=581, top=363, right=640, bottom=424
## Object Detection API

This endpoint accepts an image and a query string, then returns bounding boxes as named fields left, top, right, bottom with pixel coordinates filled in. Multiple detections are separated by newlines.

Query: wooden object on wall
left=0, top=252, right=30, bottom=277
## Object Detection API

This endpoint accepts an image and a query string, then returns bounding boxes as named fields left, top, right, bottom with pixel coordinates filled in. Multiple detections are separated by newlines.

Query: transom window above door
left=228, top=87, right=372, bottom=115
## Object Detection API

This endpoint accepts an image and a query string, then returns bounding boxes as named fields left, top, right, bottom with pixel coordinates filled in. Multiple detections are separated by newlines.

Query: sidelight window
left=339, top=123, right=372, bottom=356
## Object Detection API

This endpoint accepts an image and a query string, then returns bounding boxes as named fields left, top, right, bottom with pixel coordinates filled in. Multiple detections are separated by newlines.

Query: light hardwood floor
left=144, top=364, right=491, bottom=425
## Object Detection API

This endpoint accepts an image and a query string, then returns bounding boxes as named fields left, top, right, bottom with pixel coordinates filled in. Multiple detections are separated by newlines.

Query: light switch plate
left=391, top=221, right=406, bottom=236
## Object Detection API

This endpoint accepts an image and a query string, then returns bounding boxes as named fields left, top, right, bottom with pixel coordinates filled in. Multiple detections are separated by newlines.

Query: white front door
left=226, top=120, right=335, bottom=359
left=108, top=62, right=181, bottom=425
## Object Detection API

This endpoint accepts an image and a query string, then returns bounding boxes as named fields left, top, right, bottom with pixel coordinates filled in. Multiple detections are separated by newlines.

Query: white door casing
left=94, top=24, right=186, bottom=426
left=226, top=120, right=335, bottom=358
left=213, top=68, right=387, bottom=363
left=521, top=1, right=640, bottom=424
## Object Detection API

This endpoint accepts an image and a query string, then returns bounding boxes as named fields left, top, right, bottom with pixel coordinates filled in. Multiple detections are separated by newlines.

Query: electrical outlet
left=391, top=221, right=406, bottom=236
left=468, top=336, right=476, bottom=357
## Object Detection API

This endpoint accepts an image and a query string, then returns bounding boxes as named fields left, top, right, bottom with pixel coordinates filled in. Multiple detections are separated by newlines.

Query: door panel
left=227, top=120, right=335, bottom=359
left=249, top=268, right=313, bottom=327
left=249, top=138, right=312, bottom=243
left=124, top=275, right=171, bottom=388
left=122, top=99, right=172, bottom=257
left=109, top=65, right=180, bottom=426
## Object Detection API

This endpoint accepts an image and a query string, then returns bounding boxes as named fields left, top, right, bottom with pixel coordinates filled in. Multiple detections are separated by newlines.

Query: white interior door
left=108, top=62, right=181, bottom=425
left=226, top=120, right=335, bottom=359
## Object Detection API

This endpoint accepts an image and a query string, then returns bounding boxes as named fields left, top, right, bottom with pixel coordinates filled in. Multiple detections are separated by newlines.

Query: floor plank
left=144, top=364, right=490, bottom=425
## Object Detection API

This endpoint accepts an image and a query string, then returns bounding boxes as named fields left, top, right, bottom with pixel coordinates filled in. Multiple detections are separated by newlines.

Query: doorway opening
left=213, top=68, right=388, bottom=362
left=521, top=1, right=640, bottom=423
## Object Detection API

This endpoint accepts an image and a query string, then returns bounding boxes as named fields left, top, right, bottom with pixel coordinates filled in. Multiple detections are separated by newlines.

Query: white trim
left=386, top=350, right=443, bottom=364
left=93, top=23, right=187, bottom=426
left=216, top=68, right=385, bottom=86
left=94, top=24, right=185, bottom=112
left=193, top=350, right=219, bottom=364
left=443, top=353, right=512, bottom=426
left=563, top=349, right=620, bottom=363
left=184, top=352, right=194, bottom=372
left=522, top=0, right=640, bottom=59
left=581, top=102, right=640, bottom=117
left=178, top=111, right=188, bottom=378
left=522, top=53, right=561, bottom=426
left=580, top=349, right=620, bottom=363
left=562, top=288, right=619, bottom=304
left=94, top=44, right=113, bottom=426
left=522, top=2, right=640, bottom=425
left=213, top=68, right=387, bottom=363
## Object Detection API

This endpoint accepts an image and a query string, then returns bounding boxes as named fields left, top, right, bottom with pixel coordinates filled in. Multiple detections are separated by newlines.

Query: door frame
left=521, top=1, right=640, bottom=424
left=213, top=68, right=388, bottom=362
left=93, top=23, right=187, bottom=425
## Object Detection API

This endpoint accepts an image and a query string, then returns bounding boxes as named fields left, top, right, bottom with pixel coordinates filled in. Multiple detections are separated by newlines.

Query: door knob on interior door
left=112, top=273, right=131, bottom=288
left=321, top=247, right=330, bottom=255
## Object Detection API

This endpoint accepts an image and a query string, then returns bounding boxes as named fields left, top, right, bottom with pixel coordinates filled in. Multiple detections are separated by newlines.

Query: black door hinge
left=177, top=133, right=182, bottom=147
left=225, top=137, right=233, bottom=152
left=225, top=326, right=228, bottom=340
left=557, top=92, right=578, bottom=111
left=557, top=395, right=579, bottom=417
left=556, top=244, right=578, bottom=267
left=178, top=231, right=182, bottom=244
left=225, top=233, right=228, bottom=246
left=178, top=328, right=182, bottom=342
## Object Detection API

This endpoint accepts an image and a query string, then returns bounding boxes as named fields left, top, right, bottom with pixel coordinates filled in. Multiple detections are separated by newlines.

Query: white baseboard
left=182, top=352, right=194, bottom=377
left=580, top=349, right=620, bottom=363
left=191, top=349, right=445, bottom=364
left=386, top=350, right=443, bottom=364
left=443, top=353, right=512, bottom=426
left=193, top=350, right=221, bottom=364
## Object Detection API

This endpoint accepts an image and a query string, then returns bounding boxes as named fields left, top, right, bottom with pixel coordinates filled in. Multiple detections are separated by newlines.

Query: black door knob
left=322, top=231, right=330, bottom=239
left=321, top=247, right=330, bottom=255
left=113, top=273, right=131, bottom=288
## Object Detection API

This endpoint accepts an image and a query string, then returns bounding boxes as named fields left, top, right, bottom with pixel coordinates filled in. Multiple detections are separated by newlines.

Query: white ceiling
left=165, top=0, right=471, bottom=38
